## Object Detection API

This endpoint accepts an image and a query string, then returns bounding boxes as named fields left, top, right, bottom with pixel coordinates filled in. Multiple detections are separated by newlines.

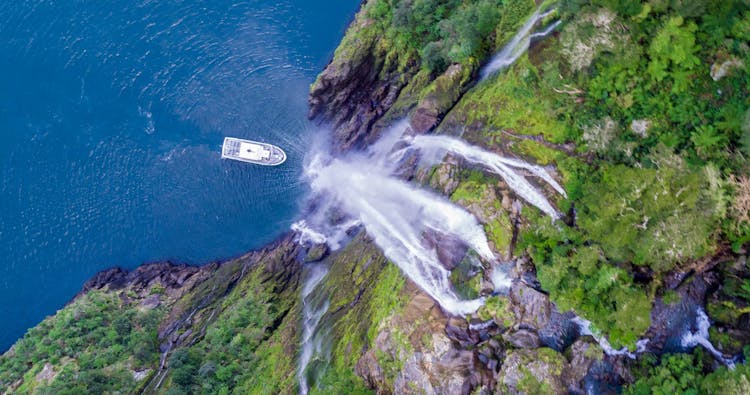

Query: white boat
left=221, top=137, right=286, bottom=166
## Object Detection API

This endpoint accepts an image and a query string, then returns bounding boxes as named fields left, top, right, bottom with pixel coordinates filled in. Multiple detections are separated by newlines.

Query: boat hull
left=221, top=137, right=287, bottom=166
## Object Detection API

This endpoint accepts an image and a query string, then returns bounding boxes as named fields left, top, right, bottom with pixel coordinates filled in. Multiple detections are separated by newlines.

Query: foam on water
left=573, top=316, right=649, bottom=359
left=305, top=153, right=492, bottom=315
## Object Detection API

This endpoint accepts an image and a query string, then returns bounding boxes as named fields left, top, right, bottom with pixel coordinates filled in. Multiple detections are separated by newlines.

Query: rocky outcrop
left=356, top=287, right=493, bottom=395
left=308, top=3, right=410, bottom=152
left=498, top=348, right=568, bottom=394
left=409, top=62, right=476, bottom=134
left=77, top=262, right=206, bottom=300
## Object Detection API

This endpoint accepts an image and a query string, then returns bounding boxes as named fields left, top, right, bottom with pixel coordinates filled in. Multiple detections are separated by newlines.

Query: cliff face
left=307, top=11, right=408, bottom=152
left=3, top=0, right=750, bottom=394
left=0, top=237, right=304, bottom=394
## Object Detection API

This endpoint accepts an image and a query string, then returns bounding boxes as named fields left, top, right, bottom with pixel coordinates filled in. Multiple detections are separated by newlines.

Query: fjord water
left=0, top=0, right=358, bottom=350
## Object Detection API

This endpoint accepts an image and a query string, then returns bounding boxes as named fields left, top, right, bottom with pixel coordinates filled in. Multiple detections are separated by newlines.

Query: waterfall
left=480, top=7, right=558, bottom=80
left=572, top=316, right=649, bottom=359
left=409, top=134, right=566, bottom=219
left=293, top=111, right=570, bottom=316
left=530, top=20, right=562, bottom=40
left=297, top=262, right=331, bottom=395
left=681, top=308, right=736, bottom=368
left=291, top=8, right=569, bottom=390
left=304, top=153, right=494, bottom=315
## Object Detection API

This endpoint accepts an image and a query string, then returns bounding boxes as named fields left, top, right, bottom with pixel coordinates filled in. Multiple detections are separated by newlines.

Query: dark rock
left=446, top=319, right=479, bottom=349
left=582, top=360, right=627, bottom=395
left=304, top=243, right=329, bottom=263
left=503, top=329, right=541, bottom=349
left=76, top=262, right=202, bottom=301
left=498, top=348, right=568, bottom=394
left=644, top=273, right=711, bottom=354
left=564, top=338, right=603, bottom=394
left=422, top=230, right=469, bottom=271
left=409, top=63, right=474, bottom=134
left=355, top=350, right=387, bottom=390
left=80, top=267, right=128, bottom=293
left=308, top=23, right=408, bottom=153
left=140, top=295, right=161, bottom=309
left=539, top=311, right=579, bottom=352
left=508, top=282, right=551, bottom=330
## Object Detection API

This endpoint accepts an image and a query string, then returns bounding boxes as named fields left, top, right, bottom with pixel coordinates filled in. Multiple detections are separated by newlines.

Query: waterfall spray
left=292, top=6, right=568, bottom=391
left=409, top=134, right=566, bottom=219
left=305, top=154, right=494, bottom=315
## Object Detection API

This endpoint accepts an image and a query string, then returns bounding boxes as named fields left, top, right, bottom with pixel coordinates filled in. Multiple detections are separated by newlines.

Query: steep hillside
left=2, top=0, right=750, bottom=394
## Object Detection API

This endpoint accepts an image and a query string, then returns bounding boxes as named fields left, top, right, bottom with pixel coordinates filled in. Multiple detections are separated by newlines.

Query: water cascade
left=572, top=316, right=650, bottom=359
left=294, top=6, right=567, bottom=391
left=297, top=262, right=331, bottom=395
left=681, top=309, right=737, bottom=368
left=530, top=20, right=562, bottom=40
left=480, top=6, right=559, bottom=79
left=409, top=134, right=566, bottom=219
left=304, top=153, right=495, bottom=315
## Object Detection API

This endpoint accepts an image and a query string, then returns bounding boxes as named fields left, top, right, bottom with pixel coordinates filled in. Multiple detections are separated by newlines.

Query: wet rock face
left=565, top=338, right=604, bottom=394
left=409, top=63, right=475, bottom=135
left=508, top=283, right=551, bottom=329
left=308, top=28, right=407, bottom=153
left=78, top=262, right=204, bottom=300
left=355, top=288, right=495, bottom=395
left=421, top=230, right=469, bottom=271
left=645, top=273, right=711, bottom=354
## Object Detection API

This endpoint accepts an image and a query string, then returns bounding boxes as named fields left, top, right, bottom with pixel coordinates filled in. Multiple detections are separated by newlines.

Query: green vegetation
left=577, top=154, right=724, bottom=272
left=0, top=291, right=162, bottom=394
left=626, top=351, right=750, bottom=395
left=364, top=0, right=536, bottom=73
left=166, top=265, right=300, bottom=395
left=311, top=236, right=404, bottom=394
left=477, top=295, right=514, bottom=327
left=3, top=0, right=750, bottom=394
left=451, top=172, right=514, bottom=255
left=452, top=56, right=570, bottom=144
left=511, top=0, right=749, bottom=351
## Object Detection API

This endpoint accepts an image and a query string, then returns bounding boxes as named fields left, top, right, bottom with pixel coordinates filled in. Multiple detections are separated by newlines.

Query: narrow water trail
left=410, top=134, right=566, bottom=219
left=481, top=6, right=559, bottom=79
left=297, top=263, right=330, bottom=395
left=681, top=309, right=737, bottom=368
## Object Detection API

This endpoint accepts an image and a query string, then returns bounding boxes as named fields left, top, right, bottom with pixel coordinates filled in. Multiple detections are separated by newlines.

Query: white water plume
left=681, top=308, right=736, bottom=368
left=292, top=220, right=328, bottom=245
left=298, top=263, right=331, bottom=395
left=481, top=7, right=558, bottom=79
left=530, top=19, right=562, bottom=40
left=305, top=153, right=494, bottom=315
left=409, top=134, right=565, bottom=219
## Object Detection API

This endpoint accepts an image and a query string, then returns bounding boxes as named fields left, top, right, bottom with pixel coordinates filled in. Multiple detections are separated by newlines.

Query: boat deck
left=221, top=137, right=286, bottom=166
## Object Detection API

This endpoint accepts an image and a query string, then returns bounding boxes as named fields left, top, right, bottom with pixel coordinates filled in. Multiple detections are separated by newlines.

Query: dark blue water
left=0, top=0, right=358, bottom=350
